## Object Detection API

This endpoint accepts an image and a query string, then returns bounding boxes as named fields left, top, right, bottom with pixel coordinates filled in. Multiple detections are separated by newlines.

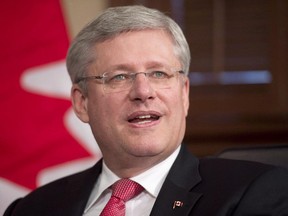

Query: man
left=5, top=5, right=288, bottom=216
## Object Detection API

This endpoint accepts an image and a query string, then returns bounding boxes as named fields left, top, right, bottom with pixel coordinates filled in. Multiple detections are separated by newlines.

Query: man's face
left=72, top=29, right=189, bottom=171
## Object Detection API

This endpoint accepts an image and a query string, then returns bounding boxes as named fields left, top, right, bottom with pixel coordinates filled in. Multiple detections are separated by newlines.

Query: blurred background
left=1, top=0, right=287, bottom=213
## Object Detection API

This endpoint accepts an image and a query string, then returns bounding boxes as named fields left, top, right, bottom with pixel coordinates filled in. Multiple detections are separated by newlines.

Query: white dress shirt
left=83, top=145, right=181, bottom=216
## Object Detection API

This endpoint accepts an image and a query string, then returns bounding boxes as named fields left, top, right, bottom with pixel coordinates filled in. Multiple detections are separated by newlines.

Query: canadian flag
left=0, top=0, right=101, bottom=213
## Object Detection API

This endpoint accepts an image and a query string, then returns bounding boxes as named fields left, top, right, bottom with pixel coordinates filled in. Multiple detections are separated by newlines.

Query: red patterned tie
left=100, top=179, right=144, bottom=216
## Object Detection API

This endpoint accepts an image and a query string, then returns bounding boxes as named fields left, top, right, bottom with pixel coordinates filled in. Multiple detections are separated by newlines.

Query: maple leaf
left=0, top=0, right=101, bottom=213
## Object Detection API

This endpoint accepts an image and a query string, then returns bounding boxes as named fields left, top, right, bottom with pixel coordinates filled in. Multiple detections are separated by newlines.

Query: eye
left=150, top=70, right=170, bottom=79
left=107, top=72, right=131, bottom=83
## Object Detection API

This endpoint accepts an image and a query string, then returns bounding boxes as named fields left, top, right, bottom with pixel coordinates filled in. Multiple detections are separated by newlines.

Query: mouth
left=127, top=112, right=161, bottom=125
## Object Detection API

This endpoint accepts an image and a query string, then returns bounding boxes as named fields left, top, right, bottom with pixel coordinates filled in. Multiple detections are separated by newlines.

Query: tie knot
left=112, top=179, right=143, bottom=202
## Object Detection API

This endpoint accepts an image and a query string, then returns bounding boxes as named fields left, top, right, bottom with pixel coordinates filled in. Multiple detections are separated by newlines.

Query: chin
left=127, top=142, right=169, bottom=157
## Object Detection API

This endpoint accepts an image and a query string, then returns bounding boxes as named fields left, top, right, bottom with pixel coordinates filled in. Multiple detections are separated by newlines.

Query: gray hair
left=66, top=5, right=191, bottom=87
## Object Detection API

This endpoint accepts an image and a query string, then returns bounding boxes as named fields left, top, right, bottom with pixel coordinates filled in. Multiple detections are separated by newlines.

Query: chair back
left=216, top=145, right=288, bottom=169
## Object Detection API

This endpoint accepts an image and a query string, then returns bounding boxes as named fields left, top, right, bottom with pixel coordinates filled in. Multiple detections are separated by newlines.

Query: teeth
left=138, top=115, right=151, bottom=119
left=137, top=120, right=152, bottom=124
left=128, top=114, right=159, bottom=124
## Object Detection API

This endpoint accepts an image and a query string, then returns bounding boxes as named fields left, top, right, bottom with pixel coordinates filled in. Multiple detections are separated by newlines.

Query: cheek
left=87, top=94, right=124, bottom=124
left=169, top=94, right=189, bottom=122
left=86, top=94, right=106, bottom=123
left=182, top=92, right=189, bottom=117
left=86, top=98, right=114, bottom=143
left=169, top=86, right=188, bottom=111
left=180, top=80, right=190, bottom=116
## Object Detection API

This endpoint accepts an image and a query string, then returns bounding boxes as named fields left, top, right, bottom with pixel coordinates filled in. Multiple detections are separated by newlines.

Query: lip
left=127, top=110, right=162, bottom=127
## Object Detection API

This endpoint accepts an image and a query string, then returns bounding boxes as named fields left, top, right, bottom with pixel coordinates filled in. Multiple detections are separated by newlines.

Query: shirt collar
left=84, top=145, right=181, bottom=212
left=131, top=145, right=181, bottom=197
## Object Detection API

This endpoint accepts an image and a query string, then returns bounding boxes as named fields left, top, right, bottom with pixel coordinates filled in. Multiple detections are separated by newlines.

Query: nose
left=128, top=73, right=156, bottom=102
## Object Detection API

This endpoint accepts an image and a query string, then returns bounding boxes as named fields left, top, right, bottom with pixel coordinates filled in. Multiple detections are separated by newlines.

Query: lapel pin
left=173, top=200, right=184, bottom=209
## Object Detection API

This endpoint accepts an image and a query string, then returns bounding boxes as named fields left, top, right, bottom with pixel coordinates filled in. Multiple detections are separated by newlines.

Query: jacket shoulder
left=196, top=157, right=280, bottom=194
left=192, top=158, right=288, bottom=215
left=4, top=161, right=102, bottom=216
left=199, top=157, right=275, bottom=179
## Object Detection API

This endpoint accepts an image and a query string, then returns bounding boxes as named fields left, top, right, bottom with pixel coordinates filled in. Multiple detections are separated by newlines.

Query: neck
left=102, top=146, right=180, bottom=178
left=104, top=156, right=163, bottom=178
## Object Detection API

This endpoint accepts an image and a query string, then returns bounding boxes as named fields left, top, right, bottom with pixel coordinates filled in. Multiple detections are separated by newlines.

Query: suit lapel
left=60, top=160, right=103, bottom=216
left=150, top=145, right=202, bottom=216
left=52, top=146, right=201, bottom=215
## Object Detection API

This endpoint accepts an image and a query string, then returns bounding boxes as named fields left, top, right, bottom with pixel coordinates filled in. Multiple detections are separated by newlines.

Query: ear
left=182, top=76, right=190, bottom=117
left=71, top=84, right=89, bottom=123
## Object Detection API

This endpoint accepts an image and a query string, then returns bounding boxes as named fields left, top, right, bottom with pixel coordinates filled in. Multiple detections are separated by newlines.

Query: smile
left=128, top=113, right=161, bottom=125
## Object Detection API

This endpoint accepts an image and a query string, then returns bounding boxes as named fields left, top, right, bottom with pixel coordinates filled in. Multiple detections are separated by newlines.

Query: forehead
left=92, top=29, right=180, bottom=71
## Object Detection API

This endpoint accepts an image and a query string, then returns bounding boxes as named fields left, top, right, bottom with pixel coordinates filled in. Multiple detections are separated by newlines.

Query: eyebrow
left=104, top=62, right=168, bottom=72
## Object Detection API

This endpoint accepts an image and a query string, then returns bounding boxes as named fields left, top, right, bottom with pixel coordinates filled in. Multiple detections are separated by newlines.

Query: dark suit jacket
left=4, top=145, right=288, bottom=215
